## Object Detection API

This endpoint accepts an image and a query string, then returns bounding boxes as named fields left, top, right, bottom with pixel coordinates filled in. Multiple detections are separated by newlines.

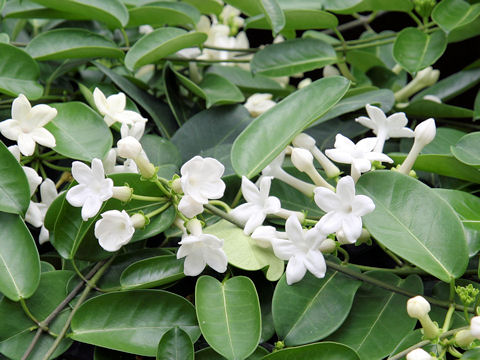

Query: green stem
left=376, top=241, right=404, bottom=266
left=38, top=163, right=48, bottom=179
left=449, top=279, right=456, bottom=302
left=153, top=178, right=171, bottom=198
left=204, top=45, right=257, bottom=53
left=408, top=11, right=424, bottom=28
left=204, top=203, right=244, bottom=228
left=131, top=194, right=168, bottom=202
left=120, top=28, right=130, bottom=47
left=209, top=200, right=231, bottom=213
left=448, top=346, right=463, bottom=358
left=334, top=38, right=396, bottom=52
left=144, top=202, right=171, bottom=219
left=20, top=299, right=47, bottom=331
left=162, top=56, right=251, bottom=64
left=349, top=263, right=427, bottom=275
left=230, top=187, right=243, bottom=208
left=42, top=161, right=71, bottom=172
left=442, top=304, right=456, bottom=332
left=41, top=257, right=115, bottom=360
left=71, top=259, right=104, bottom=293
left=337, top=246, right=350, bottom=264
left=44, top=60, right=68, bottom=97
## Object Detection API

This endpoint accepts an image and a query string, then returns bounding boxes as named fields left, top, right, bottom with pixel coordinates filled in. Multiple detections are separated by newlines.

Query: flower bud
left=323, top=65, right=340, bottom=77
left=291, top=147, right=314, bottom=173
left=455, top=329, right=475, bottom=348
left=293, top=133, right=316, bottom=149
left=297, top=78, right=312, bottom=89
left=130, top=213, right=147, bottom=229
left=414, top=118, right=436, bottom=147
left=135, top=153, right=156, bottom=179
left=244, top=93, right=276, bottom=117
left=406, top=348, right=433, bottom=360
left=171, top=178, right=183, bottom=194
left=470, top=316, right=480, bottom=339
left=318, top=238, right=336, bottom=253
left=186, top=218, right=203, bottom=236
left=112, top=186, right=132, bottom=202
left=407, top=296, right=431, bottom=319
left=117, top=136, right=143, bottom=159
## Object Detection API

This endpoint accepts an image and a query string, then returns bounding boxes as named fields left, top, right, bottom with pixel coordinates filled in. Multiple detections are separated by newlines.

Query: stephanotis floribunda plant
left=0, top=1, right=479, bottom=359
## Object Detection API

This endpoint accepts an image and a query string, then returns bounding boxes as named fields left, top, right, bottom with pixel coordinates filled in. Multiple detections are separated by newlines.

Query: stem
left=376, top=240, right=404, bottom=267
left=71, top=259, right=104, bottom=293
left=408, top=11, right=424, bottom=28
left=153, top=178, right=171, bottom=198
left=120, top=28, right=130, bottom=47
left=22, top=261, right=105, bottom=360
left=230, top=187, right=243, bottom=208
left=41, top=257, right=115, bottom=360
left=44, top=60, right=68, bottom=97
left=204, top=45, right=257, bottom=53
left=337, top=246, right=350, bottom=264
left=349, top=263, right=427, bottom=275
left=20, top=299, right=46, bottom=331
left=323, top=11, right=385, bottom=35
left=442, top=304, right=456, bottom=332
left=204, top=203, right=244, bottom=228
left=209, top=200, right=232, bottom=213
left=162, top=56, right=251, bottom=64
left=131, top=194, right=168, bottom=202
left=326, top=260, right=474, bottom=313
left=42, top=161, right=71, bottom=172
left=387, top=327, right=467, bottom=360
left=144, top=203, right=171, bottom=219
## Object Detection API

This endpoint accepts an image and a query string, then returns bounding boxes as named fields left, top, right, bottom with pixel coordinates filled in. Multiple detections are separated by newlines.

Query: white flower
left=0, top=94, right=57, bottom=156
left=66, top=159, right=113, bottom=221
left=102, top=148, right=139, bottom=175
left=355, top=104, right=414, bottom=152
left=177, top=219, right=227, bottom=276
left=325, top=134, right=393, bottom=181
left=314, top=176, right=374, bottom=243
left=93, top=88, right=147, bottom=127
left=407, top=296, right=431, bottom=319
left=395, top=66, right=440, bottom=102
left=94, top=210, right=135, bottom=251
left=117, top=136, right=143, bottom=159
left=270, top=215, right=327, bottom=285
left=470, top=316, right=480, bottom=339
left=8, top=144, right=42, bottom=195
left=139, top=25, right=154, bottom=34
left=178, top=156, right=225, bottom=218
left=406, top=348, right=433, bottom=360
left=120, top=120, right=145, bottom=141
left=244, top=93, right=276, bottom=117
left=251, top=225, right=286, bottom=248
left=290, top=147, right=334, bottom=190
left=25, top=179, right=58, bottom=244
left=230, top=176, right=281, bottom=235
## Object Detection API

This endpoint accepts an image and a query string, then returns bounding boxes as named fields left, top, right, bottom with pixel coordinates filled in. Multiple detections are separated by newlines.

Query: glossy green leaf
left=0, top=213, right=40, bottom=301
left=272, top=266, right=361, bottom=346
left=163, top=63, right=190, bottom=126
left=171, top=105, right=251, bottom=163
left=414, top=67, right=480, bottom=102
left=475, top=89, right=480, bottom=121
left=223, top=0, right=263, bottom=16
left=0, top=43, right=43, bottom=99
left=2, top=0, right=71, bottom=19
left=331, top=0, right=413, bottom=14
left=120, top=255, right=184, bottom=289
left=462, top=348, right=480, bottom=359
left=0, top=141, right=30, bottom=216
left=231, top=76, right=350, bottom=178
left=434, top=189, right=480, bottom=257
left=182, top=0, right=223, bottom=15
left=141, top=134, right=182, bottom=168
left=403, top=99, right=473, bottom=118
left=246, top=9, right=338, bottom=30
left=94, top=61, right=177, bottom=138
left=328, top=272, right=422, bottom=359
left=195, top=276, right=261, bottom=360
left=357, top=171, right=468, bottom=282
left=195, top=346, right=268, bottom=360
left=346, top=50, right=385, bottom=73
left=40, top=261, right=55, bottom=273
left=263, top=342, right=360, bottom=360
left=389, top=153, right=480, bottom=183
left=251, top=38, right=336, bottom=77
left=45, top=102, right=112, bottom=162
left=199, top=73, right=245, bottom=108
left=157, top=327, right=194, bottom=360
left=322, top=0, right=362, bottom=11
left=204, top=220, right=284, bottom=281
left=432, top=0, right=480, bottom=33
left=25, top=28, right=123, bottom=60
left=259, top=0, right=285, bottom=35
left=393, top=28, right=447, bottom=73
left=451, top=132, right=480, bottom=167
left=207, top=65, right=290, bottom=96
left=71, top=290, right=200, bottom=356
left=127, top=2, right=200, bottom=27
left=125, top=28, right=207, bottom=70
left=30, top=0, right=129, bottom=28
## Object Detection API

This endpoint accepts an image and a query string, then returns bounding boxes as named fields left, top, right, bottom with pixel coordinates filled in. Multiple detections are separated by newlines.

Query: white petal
left=333, top=134, right=355, bottom=151
left=314, top=187, right=340, bottom=212
left=356, top=137, right=377, bottom=152
left=325, top=148, right=353, bottom=165
left=388, top=127, right=414, bottom=138
left=40, top=178, right=58, bottom=206
left=23, top=166, right=42, bottom=196
left=205, top=248, right=228, bottom=273
left=93, top=88, right=109, bottom=115
left=285, top=215, right=304, bottom=245
left=304, top=250, right=327, bottom=278
left=386, top=112, right=409, bottom=129
left=251, top=226, right=277, bottom=248
left=365, top=104, right=387, bottom=125
left=81, top=196, right=102, bottom=221
left=355, top=116, right=377, bottom=132
left=286, top=255, right=307, bottom=285
left=243, top=210, right=266, bottom=235
left=66, top=184, right=89, bottom=207
left=336, top=176, right=356, bottom=203
left=352, top=158, right=372, bottom=173
left=352, top=195, right=375, bottom=216
left=270, top=238, right=298, bottom=260
left=8, top=145, right=21, bottom=162
left=316, top=211, right=343, bottom=235
left=341, top=215, right=363, bottom=243
left=183, top=253, right=207, bottom=276
left=39, top=226, right=50, bottom=244
left=17, top=133, right=36, bottom=156
left=241, top=176, right=261, bottom=204
left=25, top=202, right=43, bottom=227
left=364, top=152, right=393, bottom=163
left=12, top=94, right=31, bottom=121
left=230, top=203, right=256, bottom=224
left=91, top=158, right=106, bottom=180
left=263, top=196, right=281, bottom=214
left=29, top=127, right=56, bottom=148
left=29, top=104, right=57, bottom=128
left=178, top=195, right=204, bottom=218
left=106, top=93, right=126, bottom=113
left=71, top=161, right=93, bottom=184
left=0, top=120, right=22, bottom=141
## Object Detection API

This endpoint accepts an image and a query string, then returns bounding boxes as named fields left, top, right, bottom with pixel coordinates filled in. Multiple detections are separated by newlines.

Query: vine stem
left=41, top=257, right=115, bottom=360
left=203, top=203, right=244, bottom=228
left=21, top=261, right=106, bottom=360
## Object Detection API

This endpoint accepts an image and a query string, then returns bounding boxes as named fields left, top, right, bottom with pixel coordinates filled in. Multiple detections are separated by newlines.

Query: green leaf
left=0, top=141, right=30, bottom=216
left=448, top=16, right=480, bottom=42
left=0, top=43, right=43, bottom=99
left=71, top=290, right=200, bottom=356
left=393, top=28, right=447, bottom=73
left=434, top=189, right=480, bottom=257
left=157, top=327, right=194, bottom=360
left=330, top=0, right=413, bottom=14
left=328, top=272, right=422, bottom=360
left=231, top=76, right=350, bottom=178
left=223, top=0, right=262, bottom=16
left=432, top=0, right=480, bottom=33
left=120, top=255, right=184, bottom=290
left=127, top=2, right=200, bottom=27
left=30, top=0, right=129, bottom=28
left=462, top=348, right=480, bottom=359
left=207, top=65, right=290, bottom=96
left=140, top=134, right=182, bottom=169
left=0, top=213, right=40, bottom=301
left=204, top=220, right=285, bottom=281
left=195, top=276, right=261, bottom=360
left=272, top=266, right=361, bottom=346
left=356, top=171, right=468, bottom=282
left=94, top=61, right=177, bottom=138
left=389, top=153, right=480, bottom=183
left=259, top=0, right=285, bottom=35
left=45, top=102, right=112, bottom=162
left=451, top=132, right=480, bottom=167
left=246, top=9, right=338, bottom=30
left=125, top=28, right=207, bottom=70
left=182, top=0, right=223, bottom=15
left=263, top=342, right=360, bottom=360
left=195, top=346, right=269, bottom=360
left=172, top=105, right=251, bottom=163
left=251, top=38, right=336, bottom=77
left=25, top=28, right=124, bottom=61
left=403, top=99, right=473, bottom=118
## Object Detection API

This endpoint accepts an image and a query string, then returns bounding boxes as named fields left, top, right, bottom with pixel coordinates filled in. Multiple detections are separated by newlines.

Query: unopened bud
left=407, top=296, right=431, bottom=318
left=470, top=316, right=480, bottom=339
left=293, top=133, right=316, bottom=149
left=244, top=93, right=276, bottom=117
left=117, top=136, right=143, bottom=159
left=414, top=118, right=436, bottom=147
left=323, top=65, right=340, bottom=77
left=135, top=153, right=156, bottom=179
left=291, top=148, right=314, bottom=172
left=172, top=178, right=183, bottom=194
left=406, top=348, right=433, bottom=360
left=297, top=78, right=312, bottom=89
left=130, top=213, right=147, bottom=229
left=112, top=186, right=133, bottom=202
left=455, top=329, right=475, bottom=348
left=186, top=218, right=202, bottom=236
left=319, top=238, right=336, bottom=253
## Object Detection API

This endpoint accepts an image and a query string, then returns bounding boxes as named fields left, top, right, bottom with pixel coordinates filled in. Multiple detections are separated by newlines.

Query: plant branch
left=204, top=203, right=244, bottom=228
left=323, top=11, right=385, bottom=35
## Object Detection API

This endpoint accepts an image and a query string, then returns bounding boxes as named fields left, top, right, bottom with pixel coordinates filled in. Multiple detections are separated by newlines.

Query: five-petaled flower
left=66, top=158, right=114, bottom=221
left=230, top=176, right=281, bottom=235
left=95, top=210, right=136, bottom=251
left=0, top=94, right=57, bottom=156
left=93, top=88, right=147, bottom=127
left=314, top=176, right=375, bottom=244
